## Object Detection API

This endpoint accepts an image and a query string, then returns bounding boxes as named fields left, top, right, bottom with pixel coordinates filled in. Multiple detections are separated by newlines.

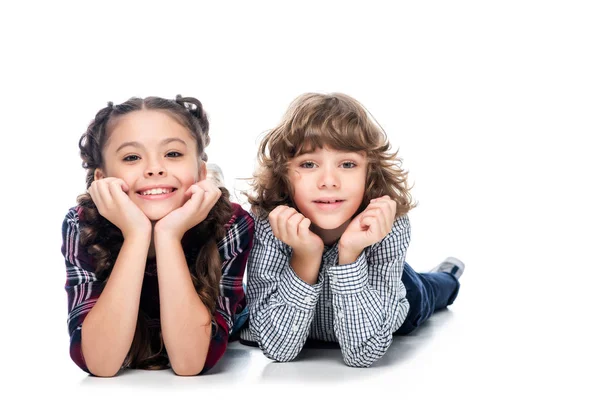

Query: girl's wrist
left=122, top=229, right=152, bottom=246
left=153, top=225, right=184, bottom=243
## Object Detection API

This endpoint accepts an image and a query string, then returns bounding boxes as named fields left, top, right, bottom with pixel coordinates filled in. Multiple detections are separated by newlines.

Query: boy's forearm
left=81, top=233, right=150, bottom=377
left=290, top=249, right=323, bottom=284
left=155, top=232, right=212, bottom=376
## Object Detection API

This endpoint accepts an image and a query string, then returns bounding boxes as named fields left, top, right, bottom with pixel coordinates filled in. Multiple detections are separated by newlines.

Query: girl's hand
left=154, top=179, right=221, bottom=240
left=88, top=177, right=151, bottom=239
left=339, top=196, right=397, bottom=256
left=269, top=205, right=324, bottom=255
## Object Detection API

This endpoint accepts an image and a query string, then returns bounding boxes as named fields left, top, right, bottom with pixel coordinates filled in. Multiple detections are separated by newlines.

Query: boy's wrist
left=290, top=248, right=323, bottom=285
left=337, top=242, right=363, bottom=265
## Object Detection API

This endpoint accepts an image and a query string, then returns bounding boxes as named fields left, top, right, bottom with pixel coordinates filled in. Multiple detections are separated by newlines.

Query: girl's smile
left=95, top=109, right=204, bottom=221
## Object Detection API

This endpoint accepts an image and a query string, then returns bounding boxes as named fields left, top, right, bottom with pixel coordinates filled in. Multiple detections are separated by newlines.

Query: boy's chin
left=311, top=218, right=350, bottom=232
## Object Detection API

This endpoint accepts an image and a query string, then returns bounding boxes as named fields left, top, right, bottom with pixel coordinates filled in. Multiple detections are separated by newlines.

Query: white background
left=1, top=0, right=599, bottom=398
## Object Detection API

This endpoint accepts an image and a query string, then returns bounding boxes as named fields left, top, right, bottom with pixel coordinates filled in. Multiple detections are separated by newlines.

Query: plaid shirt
left=242, top=213, right=410, bottom=367
left=61, top=203, right=254, bottom=374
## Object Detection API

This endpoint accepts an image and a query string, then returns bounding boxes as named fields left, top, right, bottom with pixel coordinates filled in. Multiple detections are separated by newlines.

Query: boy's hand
left=269, top=205, right=324, bottom=255
left=154, top=179, right=221, bottom=240
left=339, top=196, right=396, bottom=262
left=88, top=177, right=151, bottom=239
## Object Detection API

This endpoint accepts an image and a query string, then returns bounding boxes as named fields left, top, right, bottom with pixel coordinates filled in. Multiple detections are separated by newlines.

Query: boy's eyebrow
left=115, top=138, right=188, bottom=153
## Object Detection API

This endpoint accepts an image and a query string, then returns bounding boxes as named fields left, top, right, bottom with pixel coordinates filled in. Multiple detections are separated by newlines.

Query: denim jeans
left=231, top=282, right=250, bottom=337
left=393, top=262, right=460, bottom=335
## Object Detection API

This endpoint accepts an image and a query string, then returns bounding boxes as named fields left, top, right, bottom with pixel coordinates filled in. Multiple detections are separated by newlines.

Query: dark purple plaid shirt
left=61, top=202, right=254, bottom=374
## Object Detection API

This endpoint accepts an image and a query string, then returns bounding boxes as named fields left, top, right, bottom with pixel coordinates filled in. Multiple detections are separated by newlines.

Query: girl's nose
left=145, top=165, right=166, bottom=178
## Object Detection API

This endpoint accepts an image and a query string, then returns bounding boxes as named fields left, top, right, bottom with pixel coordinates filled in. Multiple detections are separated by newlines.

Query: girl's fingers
left=108, top=178, right=129, bottom=199
left=95, top=180, right=114, bottom=209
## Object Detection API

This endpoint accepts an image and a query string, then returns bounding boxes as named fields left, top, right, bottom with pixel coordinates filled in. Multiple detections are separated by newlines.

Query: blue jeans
left=231, top=283, right=250, bottom=337
left=394, top=262, right=460, bottom=335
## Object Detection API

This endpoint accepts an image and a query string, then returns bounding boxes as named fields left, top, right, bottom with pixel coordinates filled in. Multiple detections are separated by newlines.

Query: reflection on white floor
left=36, top=272, right=593, bottom=400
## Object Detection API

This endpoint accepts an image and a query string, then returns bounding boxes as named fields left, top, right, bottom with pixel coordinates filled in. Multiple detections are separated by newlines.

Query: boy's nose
left=319, top=168, right=339, bottom=188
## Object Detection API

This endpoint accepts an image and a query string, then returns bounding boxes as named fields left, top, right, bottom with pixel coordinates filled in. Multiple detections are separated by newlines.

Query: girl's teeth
left=141, top=188, right=171, bottom=195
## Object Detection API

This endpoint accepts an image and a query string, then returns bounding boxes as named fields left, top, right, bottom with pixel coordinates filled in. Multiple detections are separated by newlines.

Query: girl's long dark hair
left=77, top=96, right=232, bottom=369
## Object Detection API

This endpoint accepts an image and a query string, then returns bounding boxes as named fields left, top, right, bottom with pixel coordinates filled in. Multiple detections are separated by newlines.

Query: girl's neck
left=147, top=222, right=157, bottom=259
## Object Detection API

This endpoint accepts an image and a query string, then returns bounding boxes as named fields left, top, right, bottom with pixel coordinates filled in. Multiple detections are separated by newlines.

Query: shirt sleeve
left=247, top=216, right=325, bottom=362
left=328, top=215, right=411, bottom=367
left=61, top=207, right=103, bottom=374
left=201, top=204, right=254, bottom=373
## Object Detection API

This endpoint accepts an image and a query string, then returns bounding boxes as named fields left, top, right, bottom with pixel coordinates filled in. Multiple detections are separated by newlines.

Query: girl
left=240, top=92, right=464, bottom=367
left=61, top=95, right=254, bottom=376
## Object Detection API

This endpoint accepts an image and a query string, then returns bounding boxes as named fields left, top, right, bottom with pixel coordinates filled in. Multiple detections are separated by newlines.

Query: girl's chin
left=143, top=209, right=177, bottom=222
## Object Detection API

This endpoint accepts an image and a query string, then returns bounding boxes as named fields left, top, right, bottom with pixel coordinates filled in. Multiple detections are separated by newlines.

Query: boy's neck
left=311, top=220, right=351, bottom=247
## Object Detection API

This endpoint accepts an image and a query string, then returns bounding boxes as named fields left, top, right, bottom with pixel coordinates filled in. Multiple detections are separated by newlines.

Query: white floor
left=11, top=260, right=597, bottom=399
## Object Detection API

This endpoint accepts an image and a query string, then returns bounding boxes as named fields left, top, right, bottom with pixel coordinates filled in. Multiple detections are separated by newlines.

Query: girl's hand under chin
left=339, top=195, right=397, bottom=256
left=154, top=179, right=221, bottom=240
left=88, top=177, right=151, bottom=239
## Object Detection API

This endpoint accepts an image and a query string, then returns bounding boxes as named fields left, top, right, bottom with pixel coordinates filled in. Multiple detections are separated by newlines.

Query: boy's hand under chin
left=338, top=196, right=397, bottom=264
left=269, top=205, right=324, bottom=255
left=154, top=179, right=221, bottom=240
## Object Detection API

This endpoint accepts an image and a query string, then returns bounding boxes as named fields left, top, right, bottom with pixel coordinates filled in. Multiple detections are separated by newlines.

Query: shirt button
left=331, top=276, right=338, bottom=284
left=337, top=312, right=344, bottom=319
left=304, top=295, right=313, bottom=304
left=291, top=324, right=299, bottom=333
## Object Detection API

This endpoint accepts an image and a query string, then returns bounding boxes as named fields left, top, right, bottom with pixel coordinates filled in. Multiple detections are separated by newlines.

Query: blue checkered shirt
left=241, top=213, right=411, bottom=367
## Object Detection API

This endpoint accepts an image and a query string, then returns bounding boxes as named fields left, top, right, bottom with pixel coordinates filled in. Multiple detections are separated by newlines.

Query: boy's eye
left=341, top=161, right=357, bottom=168
left=300, top=161, right=317, bottom=169
left=123, top=155, right=140, bottom=162
left=166, top=151, right=183, bottom=158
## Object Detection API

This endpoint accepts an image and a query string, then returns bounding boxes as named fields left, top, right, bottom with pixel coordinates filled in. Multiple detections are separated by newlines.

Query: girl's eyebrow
left=115, top=138, right=188, bottom=153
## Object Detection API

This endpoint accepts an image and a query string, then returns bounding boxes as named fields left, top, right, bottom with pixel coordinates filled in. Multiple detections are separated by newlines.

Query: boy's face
left=288, top=146, right=367, bottom=237
left=95, top=110, right=204, bottom=221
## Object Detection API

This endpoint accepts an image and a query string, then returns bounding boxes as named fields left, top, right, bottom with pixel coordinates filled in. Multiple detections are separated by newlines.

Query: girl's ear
left=94, top=168, right=105, bottom=181
left=198, top=161, right=207, bottom=182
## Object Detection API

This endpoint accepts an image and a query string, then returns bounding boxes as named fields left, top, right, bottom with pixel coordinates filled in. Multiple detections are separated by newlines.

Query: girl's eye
left=123, top=155, right=140, bottom=162
left=166, top=151, right=183, bottom=158
left=300, top=161, right=317, bottom=169
left=341, top=161, right=357, bottom=168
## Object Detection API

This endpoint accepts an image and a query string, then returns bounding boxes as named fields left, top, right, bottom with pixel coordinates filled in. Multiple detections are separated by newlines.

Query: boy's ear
left=94, top=168, right=105, bottom=181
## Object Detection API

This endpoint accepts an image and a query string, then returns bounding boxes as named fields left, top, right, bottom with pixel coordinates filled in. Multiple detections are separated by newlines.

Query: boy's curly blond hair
left=246, top=92, right=416, bottom=219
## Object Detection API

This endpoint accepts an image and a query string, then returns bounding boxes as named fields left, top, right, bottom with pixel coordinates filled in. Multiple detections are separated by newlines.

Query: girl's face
left=288, top=146, right=367, bottom=240
left=95, top=109, right=205, bottom=221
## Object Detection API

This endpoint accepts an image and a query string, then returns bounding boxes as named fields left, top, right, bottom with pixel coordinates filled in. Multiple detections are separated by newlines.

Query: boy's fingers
left=287, top=213, right=305, bottom=237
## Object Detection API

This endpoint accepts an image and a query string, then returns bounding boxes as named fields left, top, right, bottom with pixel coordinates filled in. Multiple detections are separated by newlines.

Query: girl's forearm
left=155, top=232, right=212, bottom=376
left=81, top=232, right=151, bottom=377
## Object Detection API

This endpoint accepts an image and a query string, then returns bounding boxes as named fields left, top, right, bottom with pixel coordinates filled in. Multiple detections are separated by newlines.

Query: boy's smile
left=288, top=146, right=367, bottom=240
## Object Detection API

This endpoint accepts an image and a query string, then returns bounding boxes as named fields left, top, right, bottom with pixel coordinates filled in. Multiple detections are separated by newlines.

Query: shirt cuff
left=328, top=251, right=369, bottom=295
left=278, top=263, right=323, bottom=311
